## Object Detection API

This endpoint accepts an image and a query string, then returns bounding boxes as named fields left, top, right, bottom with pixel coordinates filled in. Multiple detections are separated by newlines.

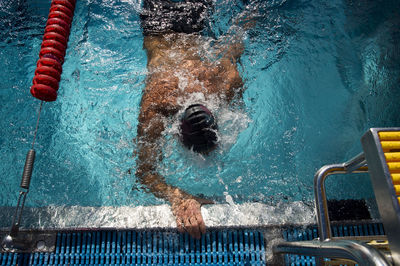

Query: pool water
left=1, top=0, right=400, bottom=224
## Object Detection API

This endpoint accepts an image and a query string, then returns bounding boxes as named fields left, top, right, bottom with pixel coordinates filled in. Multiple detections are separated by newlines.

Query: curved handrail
left=314, top=153, right=368, bottom=240
left=273, top=239, right=392, bottom=266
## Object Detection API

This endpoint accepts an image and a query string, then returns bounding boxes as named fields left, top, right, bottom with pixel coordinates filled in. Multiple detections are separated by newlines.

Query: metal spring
left=20, top=149, right=36, bottom=190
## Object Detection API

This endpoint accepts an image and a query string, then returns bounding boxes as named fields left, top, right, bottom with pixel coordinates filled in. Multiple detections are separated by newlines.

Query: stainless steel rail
left=314, top=153, right=368, bottom=241
left=274, top=239, right=392, bottom=266
left=274, top=128, right=400, bottom=264
left=361, top=128, right=400, bottom=266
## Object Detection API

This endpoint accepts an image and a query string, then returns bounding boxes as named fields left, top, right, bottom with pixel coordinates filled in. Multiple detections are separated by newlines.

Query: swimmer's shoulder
left=141, top=85, right=179, bottom=117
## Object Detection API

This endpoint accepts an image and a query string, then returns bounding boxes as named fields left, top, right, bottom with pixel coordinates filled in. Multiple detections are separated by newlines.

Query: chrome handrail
left=273, top=239, right=392, bottom=266
left=314, top=153, right=368, bottom=241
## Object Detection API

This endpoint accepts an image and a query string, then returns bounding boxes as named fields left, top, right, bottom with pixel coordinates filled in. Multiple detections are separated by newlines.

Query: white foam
left=0, top=201, right=315, bottom=229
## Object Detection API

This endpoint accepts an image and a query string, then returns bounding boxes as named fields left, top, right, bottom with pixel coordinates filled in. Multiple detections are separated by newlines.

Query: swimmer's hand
left=170, top=190, right=206, bottom=239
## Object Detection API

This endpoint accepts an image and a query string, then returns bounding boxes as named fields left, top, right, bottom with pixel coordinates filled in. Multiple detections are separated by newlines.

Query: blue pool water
left=1, top=0, right=400, bottom=222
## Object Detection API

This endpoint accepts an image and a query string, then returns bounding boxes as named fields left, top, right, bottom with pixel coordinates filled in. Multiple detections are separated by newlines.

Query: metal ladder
left=274, top=128, right=400, bottom=265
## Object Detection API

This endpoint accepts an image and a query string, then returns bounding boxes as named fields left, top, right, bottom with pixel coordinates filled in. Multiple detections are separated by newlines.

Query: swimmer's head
left=180, top=104, right=218, bottom=153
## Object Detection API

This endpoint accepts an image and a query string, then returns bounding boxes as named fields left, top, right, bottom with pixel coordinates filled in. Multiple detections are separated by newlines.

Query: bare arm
left=216, top=41, right=245, bottom=102
left=135, top=93, right=193, bottom=200
left=135, top=91, right=210, bottom=239
left=135, top=106, right=173, bottom=199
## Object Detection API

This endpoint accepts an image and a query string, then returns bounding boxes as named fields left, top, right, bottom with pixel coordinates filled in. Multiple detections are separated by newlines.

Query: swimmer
left=136, top=0, right=245, bottom=239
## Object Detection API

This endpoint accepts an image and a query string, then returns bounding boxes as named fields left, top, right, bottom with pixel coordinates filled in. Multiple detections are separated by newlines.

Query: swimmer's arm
left=214, top=11, right=257, bottom=64
left=135, top=105, right=211, bottom=204
left=135, top=106, right=211, bottom=239
left=216, top=43, right=244, bottom=102
left=214, top=40, right=244, bottom=64
left=135, top=108, right=187, bottom=202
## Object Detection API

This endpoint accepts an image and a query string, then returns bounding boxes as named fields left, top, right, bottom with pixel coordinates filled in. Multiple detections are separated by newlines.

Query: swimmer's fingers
left=173, top=198, right=206, bottom=239
left=187, top=216, right=201, bottom=239
left=176, top=217, right=185, bottom=233
left=183, top=217, right=200, bottom=239
left=194, top=210, right=206, bottom=235
left=187, top=202, right=205, bottom=239
left=175, top=212, right=199, bottom=238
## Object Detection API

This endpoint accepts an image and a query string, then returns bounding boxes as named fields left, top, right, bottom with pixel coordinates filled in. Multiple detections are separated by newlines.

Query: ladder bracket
left=1, top=230, right=56, bottom=253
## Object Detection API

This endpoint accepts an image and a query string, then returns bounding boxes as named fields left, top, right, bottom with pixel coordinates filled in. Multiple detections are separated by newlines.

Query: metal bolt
left=36, top=240, right=45, bottom=251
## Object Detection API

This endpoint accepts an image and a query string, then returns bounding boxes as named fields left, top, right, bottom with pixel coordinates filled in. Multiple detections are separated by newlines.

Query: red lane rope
left=31, top=0, right=76, bottom=102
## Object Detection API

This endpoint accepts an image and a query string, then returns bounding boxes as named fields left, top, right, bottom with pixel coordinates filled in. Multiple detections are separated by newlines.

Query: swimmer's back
left=143, top=34, right=242, bottom=107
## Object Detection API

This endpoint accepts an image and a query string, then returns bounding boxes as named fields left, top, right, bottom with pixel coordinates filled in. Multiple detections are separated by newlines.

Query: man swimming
left=136, top=0, right=244, bottom=239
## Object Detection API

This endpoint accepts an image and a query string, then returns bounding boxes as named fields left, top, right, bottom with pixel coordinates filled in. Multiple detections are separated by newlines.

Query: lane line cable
left=2, top=101, right=44, bottom=251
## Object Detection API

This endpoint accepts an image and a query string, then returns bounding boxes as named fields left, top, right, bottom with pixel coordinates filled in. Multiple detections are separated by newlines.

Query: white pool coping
left=0, top=201, right=316, bottom=229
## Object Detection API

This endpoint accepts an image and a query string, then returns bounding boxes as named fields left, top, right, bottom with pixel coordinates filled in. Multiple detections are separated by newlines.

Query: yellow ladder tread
left=392, top=173, right=400, bottom=184
left=384, top=152, right=400, bottom=162
left=379, top=131, right=400, bottom=140
left=381, top=141, right=400, bottom=150
left=395, top=185, right=400, bottom=195
left=387, top=162, right=400, bottom=172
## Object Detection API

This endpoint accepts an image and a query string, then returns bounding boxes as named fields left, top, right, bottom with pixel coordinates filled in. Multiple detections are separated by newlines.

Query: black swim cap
left=180, top=104, right=218, bottom=153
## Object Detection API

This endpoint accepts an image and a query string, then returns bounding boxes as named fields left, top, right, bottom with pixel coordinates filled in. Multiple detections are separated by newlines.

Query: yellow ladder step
left=384, top=152, right=400, bottom=162
left=388, top=162, right=400, bottom=172
left=379, top=131, right=400, bottom=140
left=381, top=141, right=400, bottom=150
left=396, top=185, right=400, bottom=195
left=392, top=174, right=400, bottom=184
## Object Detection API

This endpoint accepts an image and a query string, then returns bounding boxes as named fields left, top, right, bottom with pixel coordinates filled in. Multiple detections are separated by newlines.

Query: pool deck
left=0, top=202, right=384, bottom=265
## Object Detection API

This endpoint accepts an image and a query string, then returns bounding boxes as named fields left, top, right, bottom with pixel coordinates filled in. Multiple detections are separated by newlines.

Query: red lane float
left=30, top=0, right=76, bottom=102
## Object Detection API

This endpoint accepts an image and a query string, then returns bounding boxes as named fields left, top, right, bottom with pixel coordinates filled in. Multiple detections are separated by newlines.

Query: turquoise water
left=1, top=0, right=399, bottom=212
